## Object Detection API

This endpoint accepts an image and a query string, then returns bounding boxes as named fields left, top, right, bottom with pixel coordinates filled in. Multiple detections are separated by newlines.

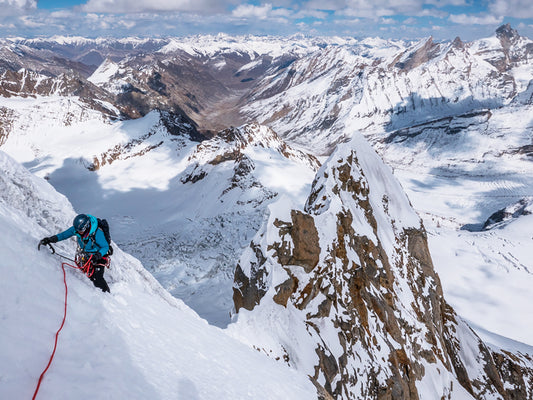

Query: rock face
left=482, top=197, right=533, bottom=230
left=393, top=37, right=441, bottom=72
left=232, top=134, right=533, bottom=399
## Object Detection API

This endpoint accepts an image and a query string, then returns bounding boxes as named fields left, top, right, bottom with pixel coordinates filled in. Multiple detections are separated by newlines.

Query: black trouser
left=89, top=264, right=110, bottom=293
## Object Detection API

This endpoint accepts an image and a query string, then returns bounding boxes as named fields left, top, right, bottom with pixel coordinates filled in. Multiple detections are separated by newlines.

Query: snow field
left=428, top=223, right=533, bottom=348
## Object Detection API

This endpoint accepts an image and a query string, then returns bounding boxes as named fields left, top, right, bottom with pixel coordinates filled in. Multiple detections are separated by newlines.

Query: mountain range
left=1, top=24, right=532, bottom=399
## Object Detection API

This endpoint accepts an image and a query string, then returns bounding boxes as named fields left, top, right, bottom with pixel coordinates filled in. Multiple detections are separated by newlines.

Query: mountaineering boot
left=90, top=265, right=111, bottom=293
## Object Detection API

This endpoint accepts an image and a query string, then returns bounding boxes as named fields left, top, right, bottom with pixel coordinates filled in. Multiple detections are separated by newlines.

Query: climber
left=39, top=214, right=111, bottom=293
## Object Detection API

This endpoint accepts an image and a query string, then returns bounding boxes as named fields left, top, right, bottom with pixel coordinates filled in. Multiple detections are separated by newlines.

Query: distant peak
left=393, top=35, right=439, bottom=71
left=452, top=36, right=464, bottom=48
left=496, top=23, right=520, bottom=41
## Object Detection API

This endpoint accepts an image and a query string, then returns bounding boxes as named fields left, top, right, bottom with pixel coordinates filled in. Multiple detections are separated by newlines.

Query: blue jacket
left=55, top=214, right=110, bottom=256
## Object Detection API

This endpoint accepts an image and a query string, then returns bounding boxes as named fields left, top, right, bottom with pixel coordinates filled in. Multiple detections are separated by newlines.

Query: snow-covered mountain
left=1, top=26, right=533, bottom=400
left=0, top=150, right=317, bottom=399
left=242, top=24, right=533, bottom=155
left=229, top=134, right=533, bottom=399
left=5, top=26, right=532, bottom=146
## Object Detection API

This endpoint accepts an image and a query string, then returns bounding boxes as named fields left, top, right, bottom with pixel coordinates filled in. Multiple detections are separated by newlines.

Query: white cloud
left=425, top=0, right=466, bottom=6
left=232, top=3, right=273, bottom=20
left=50, top=10, right=74, bottom=18
left=0, top=0, right=528, bottom=40
left=85, top=12, right=101, bottom=22
left=72, top=0, right=533, bottom=23
left=305, top=0, right=346, bottom=11
left=449, top=13, right=503, bottom=25
left=380, top=17, right=396, bottom=24
left=293, top=9, right=328, bottom=19
left=230, top=3, right=328, bottom=21
left=304, top=0, right=479, bottom=20
left=333, top=17, right=360, bottom=25
left=19, top=15, right=44, bottom=27
left=415, top=8, right=448, bottom=18
left=118, top=19, right=136, bottom=29
left=0, top=0, right=35, bottom=8
left=489, top=0, right=533, bottom=19
left=337, top=0, right=432, bottom=19
left=0, top=0, right=36, bottom=15
left=81, top=0, right=226, bottom=14
left=271, top=7, right=292, bottom=18
left=83, top=12, right=130, bottom=30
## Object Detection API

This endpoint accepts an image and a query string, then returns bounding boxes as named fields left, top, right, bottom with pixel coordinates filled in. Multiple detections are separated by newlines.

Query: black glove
left=93, top=251, right=103, bottom=262
left=39, top=236, right=58, bottom=246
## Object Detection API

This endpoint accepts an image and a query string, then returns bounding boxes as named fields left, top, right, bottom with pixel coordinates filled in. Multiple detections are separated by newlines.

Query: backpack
left=92, top=218, right=114, bottom=256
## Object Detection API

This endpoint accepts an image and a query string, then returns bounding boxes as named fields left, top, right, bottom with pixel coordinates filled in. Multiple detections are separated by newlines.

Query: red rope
left=32, top=262, right=69, bottom=400
left=32, top=255, right=98, bottom=399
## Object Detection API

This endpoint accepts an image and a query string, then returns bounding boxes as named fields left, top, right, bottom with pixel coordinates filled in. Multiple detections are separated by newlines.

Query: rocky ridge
left=183, top=123, right=319, bottom=181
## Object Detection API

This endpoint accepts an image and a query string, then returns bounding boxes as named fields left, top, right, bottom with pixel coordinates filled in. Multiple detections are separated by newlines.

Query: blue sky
left=1, top=0, right=532, bottom=41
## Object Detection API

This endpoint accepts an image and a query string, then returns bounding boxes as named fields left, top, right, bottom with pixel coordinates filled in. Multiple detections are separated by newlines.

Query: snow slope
left=427, top=215, right=533, bottom=348
left=0, top=95, right=318, bottom=327
left=0, top=150, right=317, bottom=400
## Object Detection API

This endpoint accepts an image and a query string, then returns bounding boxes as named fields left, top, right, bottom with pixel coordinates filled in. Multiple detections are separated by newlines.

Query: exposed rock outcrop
left=482, top=197, right=533, bottom=230
left=0, top=106, right=15, bottom=146
left=394, top=37, right=441, bottom=72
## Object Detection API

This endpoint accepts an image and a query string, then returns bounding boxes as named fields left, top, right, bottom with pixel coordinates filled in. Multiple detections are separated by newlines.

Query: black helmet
left=73, top=214, right=91, bottom=234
